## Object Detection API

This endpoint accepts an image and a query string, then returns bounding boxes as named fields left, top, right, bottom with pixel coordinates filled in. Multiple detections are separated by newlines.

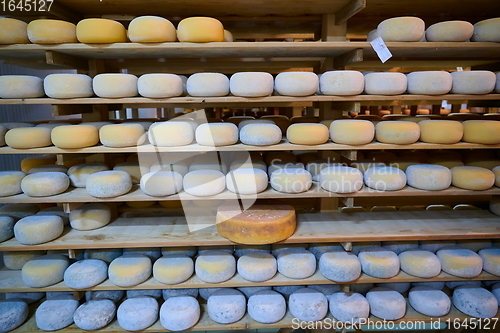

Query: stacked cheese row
left=0, top=16, right=232, bottom=45
left=338, top=203, right=483, bottom=213
left=1, top=70, right=499, bottom=99
left=369, top=17, right=500, bottom=42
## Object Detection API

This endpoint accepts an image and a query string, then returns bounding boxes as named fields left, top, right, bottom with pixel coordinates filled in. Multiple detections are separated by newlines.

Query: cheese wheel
left=195, top=123, right=238, bottom=146
left=248, top=290, right=286, bottom=324
left=329, top=292, right=369, bottom=323
left=223, top=29, right=233, bottom=42
left=289, top=288, right=328, bottom=322
left=160, top=296, right=200, bottom=331
left=0, top=75, right=44, bottom=99
left=406, top=164, right=452, bottom=190
left=216, top=203, right=295, bottom=245
left=230, top=72, right=274, bottom=97
left=0, top=215, right=15, bottom=242
left=363, top=166, right=406, bottom=191
left=0, top=203, right=39, bottom=220
left=319, top=250, right=362, bottom=282
left=319, top=70, right=364, bottom=95
left=22, top=254, right=69, bottom=287
left=0, top=300, right=28, bottom=332
left=399, top=249, right=441, bottom=278
left=68, top=163, right=109, bottom=187
left=330, top=119, right=374, bottom=145
left=186, top=73, right=229, bottom=97
left=378, top=17, right=425, bottom=42
left=36, top=299, right=79, bottom=331
left=70, top=203, right=111, bottom=231
left=207, top=289, right=245, bottom=324
left=177, top=17, right=224, bottom=42
left=3, top=251, right=45, bottom=270
left=100, top=124, right=145, bottom=148
left=453, top=286, right=498, bottom=318
left=149, top=121, right=194, bottom=147
left=86, top=170, right=132, bottom=198
left=274, top=72, right=318, bottom=96
left=462, top=120, right=500, bottom=144
left=359, top=247, right=400, bottom=278
left=409, top=287, right=451, bottom=317
left=64, top=259, right=108, bottom=289
left=93, top=74, right=138, bottom=98
left=195, top=250, right=236, bottom=283
left=426, top=21, right=474, bottom=42
left=277, top=249, right=316, bottom=279
left=237, top=119, right=274, bottom=131
left=138, top=74, right=183, bottom=98
left=153, top=255, right=194, bottom=284
left=0, top=171, right=25, bottom=197
left=419, top=120, right=463, bottom=144
left=437, top=248, right=482, bottom=278
left=286, top=123, right=328, bottom=145
left=128, top=16, right=176, bottom=42
left=113, top=162, right=143, bottom=184
left=472, top=18, right=500, bottom=42
left=319, top=166, right=363, bottom=193
left=375, top=121, right=420, bottom=144
left=240, top=123, right=282, bottom=146
left=451, top=71, right=496, bottom=94
left=451, top=166, right=495, bottom=190
left=237, top=252, right=277, bottom=282
left=0, top=18, right=29, bottom=44
left=479, top=248, right=500, bottom=276
left=117, top=297, right=158, bottom=331
left=270, top=168, right=312, bottom=193
left=21, top=172, right=69, bottom=197
left=51, top=125, right=99, bottom=149
left=44, top=73, right=94, bottom=98
left=108, top=254, right=152, bottom=287
left=73, top=299, right=116, bottom=331
left=364, top=72, right=407, bottom=95
left=367, top=287, right=406, bottom=320
left=77, top=19, right=126, bottom=43
left=183, top=170, right=225, bottom=196
left=5, top=127, right=51, bottom=149
left=467, top=159, right=500, bottom=169
left=141, top=171, right=183, bottom=197
left=27, top=19, right=77, bottom=44
left=14, top=215, right=64, bottom=245
left=225, top=168, right=268, bottom=194
left=406, top=71, right=453, bottom=95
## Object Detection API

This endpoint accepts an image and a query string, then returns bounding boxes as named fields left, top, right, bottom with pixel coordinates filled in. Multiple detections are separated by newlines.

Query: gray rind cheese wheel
left=406, top=71, right=453, bottom=95
left=289, top=288, right=328, bottom=322
left=0, top=300, right=29, bottom=333
left=247, top=290, right=286, bottom=324
left=319, top=250, right=361, bottom=282
left=366, top=287, right=406, bottom=320
left=329, top=292, right=369, bottom=323
left=73, top=300, right=116, bottom=330
left=63, top=259, right=108, bottom=289
left=409, top=287, right=451, bottom=317
left=160, top=296, right=200, bottom=331
left=377, top=16, right=425, bottom=42
left=426, top=21, right=474, bottom=42
left=35, top=299, right=79, bottom=331
left=117, top=297, right=159, bottom=331
left=453, top=286, right=498, bottom=318
left=207, top=288, right=246, bottom=324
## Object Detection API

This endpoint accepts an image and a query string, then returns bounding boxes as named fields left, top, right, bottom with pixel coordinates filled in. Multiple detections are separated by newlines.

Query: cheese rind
left=364, top=72, right=407, bottom=95
left=0, top=18, right=29, bottom=44
left=0, top=75, right=44, bottom=98
left=399, top=249, right=441, bottom=278
left=462, top=120, right=500, bottom=144
left=22, top=254, right=69, bottom=287
left=472, top=18, right=500, bottom=42
left=153, top=255, right=194, bottom=284
left=375, top=121, right=420, bottom=144
left=451, top=166, right=495, bottom=190
left=406, top=164, right=452, bottom=190
left=330, top=120, right=375, bottom=145
left=407, top=71, right=453, bottom=95
left=366, top=287, right=406, bottom=320
left=289, top=288, right=328, bottom=322
left=74, top=300, right=116, bottom=330
left=138, top=74, right=183, bottom=98
left=363, top=166, right=406, bottom=191
left=0, top=215, right=15, bottom=242
left=320, top=166, right=363, bottom=193
left=149, top=121, right=194, bottom=147
left=51, top=125, right=99, bottom=149
left=320, top=70, right=364, bottom=96
left=195, top=123, right=238, bottom=146
left=287, top=123, right=329, bottom=145
left=0, top=300, right=28, bottom=333
left=0, top=171, right=25, bottom=197
left=329, top=292, right=369, bottom=323
left=426, top=21, right=474, bottom=42
left=230, top=72, right=274, bottom=97
left=248, top=290, right=286, bottom=324
left=27, top=19, right=77, bottom=44
left=195, top=250, right=236, bottom=283
left=5, top=127, right=52, bottom=149
left=237, top=252, right=277, bottom=282
left=64, top=259, right=108, bottom=289
left=160, top=296, right=200, bottom=331
left=240, top=123, right=282, bottom=146
left=437, top=248, right=482, bottom=278
left=478, top=248, right=500, bottom=276
left=128, top=16, right=176, bottom=42
left=208, top=289, right=246, bottom=324
left=270, top=168, right=312, bottom=193
left=14, top=215, right=64, bottom=245
left=183, top=169, right=225, bottom=196
left=451, top=71, right=496, bottom=94
left=359, top=247, right=400, bottom=278
left=141, top=171, right=183, bottom=197
left=68, top=163, right=109, bottom=187
left=70, top=203, right=111, bottom=231
left=419, top=120, right=463, bottom=144
left=43, top=73, right=93, bottom=98
left=274, top=72, right=318, bottom=97
left=21, top=172, right=69, bottom=197
left=100, top=124, right=146, bottom=148
left=319, top=250, right=362, bottom=282
left=93, top=74, right=138, bottom=98
left=86, top=170, right=132, bottom=198
left=3, top=251, right=45, bottom=270
left=277, top=249, right=316, bottom=279
left=453, top=286, right=498, bottom=318
left=36, top=299, right=79, bottom=331
left=177, top=17, right=224, bottom=42
left=378, top=17, right=425, bottom=42
left=225, top=168, right=268, bottom=194
left=117, top=297, right=158, bottom=331
left=108, top=254, right=152, bottom=287
left=77, top=19, right=127, bottom=43
left=187, top=73, right=229, bottom=97
left=409, top=287, right=451, bottom=317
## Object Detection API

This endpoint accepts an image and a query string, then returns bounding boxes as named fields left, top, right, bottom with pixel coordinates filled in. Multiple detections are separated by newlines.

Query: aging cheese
left=216, top=203, right=296, bottom=244
left=363, top=166, right=407, bottom=191
left=270, top=168, right=312, bottom=193
left=5, top=127, right=51, bottom=149
left=138, top=74, right=183, bottom=98
left=86, top=170, right=132, bottom=198
left=0, top=18, right=29, bottom=44
left=329, top=292, right=370, bottom=323
left=399, top=249, right=441, bottom=278
left=0, top=171, right=25, bottom=197
left=3, top=251, right=45, bottom=270
left=426, top=21, right=474, bottom=42
left=195, top=123, right=238, bottom=146
left=277, top=249, right=316, bottom=279
left=70, top=203, right=111, bottom=231
left=0, top=75, right=44, bottom=99
left=141, top=171, right=183, bottom=197
left=320, top=166, right=364, bottom=193
left=451, top=71, right=496, bottom=94
left=406, top=71, right=453, bottom=95
left=117, top=297, right=158, bottom=331
left=108, top=254, right=152, bottom=287
left=64, top=259, right=108, bottom=289
left=419, top=120, right=463, bottom=144
left=240, top=123, right=282, bottom=146
left=358, top=247, right=400, bottom=278
left=478, top=248, right=500, bottom=276
left=330, top=119, right=375, bottom=145
left=22, top=254, right=69, bottom=287
left=21, top=172, right=69, bottom=197
left=68, top=163, right=109, bottom=187
left=128, top=16, right=176, bottom=42
left=183, top=170, right=225, bottom=196
left=149, top=121, right=194, bottom=147
left=14, top=215, right=64, bottom=245
left=51, top=125, right=99, bottom=149
left=409, top=287, right=451, bottom=317
left=224, top=29, right=233, bottom=42
left=319, top=250, right=362, bottom=282
left=248, top=290, right=286, bottom=324
left=289, top=288, right=328, bottom=322
left=177, top=17, right=224, bottom=42
left=406, top=164, right=452, bottom=190
left=375, top=121, right=420, bottom=144
left=73, top=300, right=116, bottom=331
left=153, top=255, right=194, bottom=284
left=437, top=248, right=482, bottom=278
left=237, top=252, right=277, bottom=282
left=225, top=168, right=268, bottom=194
left=287, top=123, right=329, bottom=145
left=462, top=120, right=500, bottom=144
left=451, top=166, right=495, bottom=190
left=0, top=300, right=28, bottom=333
left=93, top=74, right=138, bottom=98
left=186, top=73, right=229, bottom=96
left=208, top=289, right=246, bottom=324
left=36, top=299, right=79, bottom=331
left=472, top=18, right=500, bottom=42
left=274, top=72, right=318, bottom=96
left=195, top=250, right=236, bottom=283
left=364, top=72, right=407, bottom=95
left=453, top=286, right=498, bottom=318
left=160, top=296, right=200, bottom=331
left=77, top=19, right=127, bottom=43
left=378, top=17, right=425, bottom=42
left=27, top=19, right=77, bottom=44
left=230, top=72, right=274, bottom=97
left=44, top=73, right=93, bottom=98
left=366, top=287, right=406, bottom=320
left=319, top=70, right=364, bottom=96
left=0, top=215, right=15, bottom=242
left=100, top=124, right=146, bottom=148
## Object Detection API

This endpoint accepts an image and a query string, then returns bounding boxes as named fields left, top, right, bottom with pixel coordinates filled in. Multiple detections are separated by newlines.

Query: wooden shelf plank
left=1, top=268, right=498, bottom=292
left=1, top=140, right=500, bottom=155
left=0, top=210, right=499, bottom=251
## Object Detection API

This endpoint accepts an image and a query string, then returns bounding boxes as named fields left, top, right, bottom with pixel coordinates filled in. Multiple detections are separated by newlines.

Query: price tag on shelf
left=370, top=37, right=393, bottom=63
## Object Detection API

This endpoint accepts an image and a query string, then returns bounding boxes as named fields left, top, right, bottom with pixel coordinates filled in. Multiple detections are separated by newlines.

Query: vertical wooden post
left=322, top=14, right=347, bottom=41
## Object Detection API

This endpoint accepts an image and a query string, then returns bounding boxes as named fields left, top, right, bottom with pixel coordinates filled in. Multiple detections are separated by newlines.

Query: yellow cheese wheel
left=426, top=21, right=474, bottom=42
left=462, top=120, right=500, bottom=144
left=148, top=121, right=194, bottom=147
left=177, top=17, right=224, bottom=43
left=51, top=125, right=99, bottom=149
left=0, top=75, right=44, bottom=99
left=100, top=124, right=146, bottom=148
left=378, top=16, right=425, bottom=42
left=43, top=74, right=93, bottom=99
left=27, top=19, right=77, bottom=44
left=436, top=248, right=482, bottom=278
left=223, top=29, right=233, bottom=42
left=21, top=254, right=69, bottom=287
left=287, top=124, right=329, bottom=145
left=108, top=254, right=152, bottom=287
left=127, top=16, right=176, bottom=43
left=0, top=171, right=25, bottom=197
left=153, top=255, right=194, bottom=284
left=76, top=19, right=127, bottom=43
left=21, top=172, right=69, bottom=197
left=69, top=203, right=111, bottom=231
left=93, top=74, right=138, bottom=98
left=5, top=127, right=52, bottom=149
left=195, top=123, right=238, bottom=146
left=375, top=121, right=420, bottom=144
left=216, top=203, right=296, bottom=244
left=466, top=160, right=500, bottom=170
left=13, top=215, right=64, bottom=245
left=330, top=120, right=375, bottom=145
left=0, top=18, right=29, bottom=44
left=419, top=120, right=463, bottom=144
left=451, top=166, right=495, bottom=190
left=68, top=163, right=109, bottom=188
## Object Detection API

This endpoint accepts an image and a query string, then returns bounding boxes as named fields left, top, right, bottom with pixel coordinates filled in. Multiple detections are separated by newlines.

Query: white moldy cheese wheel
left=51, top=125, right=99, bottom=149
left=77, top=19, right=126, bottom=43
left=409, top=287, right=451, bottom=317
left=274, top=72, right=318, bottom=96
left=64, top=259, right=108, bottom=289
left=187, top=73, right=229, bottom=97
left=68, top=163, right=109, bottom=187
left=289, top=288, right=328, bottom=322
left=406, top=164, right=452, bottom=190
left=479, top=248, right=500, bottom=276
left=320, top=70, right=364, bottom=95
left=0, top=18, right=29, bottom=44
left=472, top=18, right=500, bottom=42
left=0, top=171, right=25, bottom=197
left=86, top=170, right=132, bottom=198
left=5, top=127, right=51, bottom=149
left=375, top=121, right=420, bottom=144
left=406, top=71, right=453, bottom=95
left=138, top=74, right=183, bottom=98
left=14, top=215, right=64, bottom=245
left=237, top=252, right=277, bottom=282
left=27, top=19, right=77, bottom=44
left=154, top=255, right=194, bottom=284
left=225, top=168, right=268, bottom=194
left=195, top=123, right=238, bottom=146
left=463, top=120, right=500, bottom=144
left=0, top=75, right=44, bottom=99
left=453, top=286, right=498, bottom=318
left=271, top=168, right=312, bottom=193
left=216, top=203, right=296, bottom=245
left=149, top=121, right=194, bottom=147
left=70, top=203, right=111, bottom=231
left=128, top=16, right=176, bottom=42
left=177, top=17, right=224, bottom=42
left=287, top=123, right=329, bottom=145
left=117, top=297, right=158, bottom=331
left=426, top=21, right=474, bottom=42
left=22, top=254, right=69, bottom=287
left=240, top=123, right=282, bottom=146
left=437, top=248, right=482, bottom=278
left=358, top=247, right=400, bottom=278
left=378, top=16, right=425, bottom=42
left=363, top=166, right=406, bottom=191
left=3, top=251, right=45, bottom=270
left=364, top=72, right=407, bottom=95
left=36, top=299, right=79, bottom=331
left=208, top=289, right=246, bottom=324
left=73, top=299, right=116, bottom=331
left=93, top=74, right=138, bottom=98
left=0, top=300, right=28, bottom=332
left=330, top=119, right=375, bottom=145
left=230, top=72, right=274, bottom=97
left=319, top=250, right=362, bottom=282
left=141, top=171, right=183, bottom=197
left=320, top=166, right=363, bottom=193
left=183, top=170, right=225, bottom=196
left=21, top=172, right=69, bottom=197
left=277, top=249, right=316, bottom=279
left=44, top=74, right=93, bottom=98
left=451, top=71, right=496, bottom=94
left=160, top=296, right=200, bottom=331
left=109, top=254, right=152, bottom=287
left=248, top=290, right=286, bottom=324
left=451, top=166, right=495, bottom=190
left=330, top=292, right=369, bottom=323
left=195, top=250, right=236, bottom=283
left=100, top=124, right=146, bottom=148
left=366, top=287, right=406, bottom=320
left=419, top=120, right=463, bottom=144
left=399, top=249, right=441, bottom=278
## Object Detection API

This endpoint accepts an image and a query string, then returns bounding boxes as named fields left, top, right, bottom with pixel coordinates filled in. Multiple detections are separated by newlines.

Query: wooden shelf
left=1, top=210, right=499, bottom=251
left=1, top=140, right=499, bottom=155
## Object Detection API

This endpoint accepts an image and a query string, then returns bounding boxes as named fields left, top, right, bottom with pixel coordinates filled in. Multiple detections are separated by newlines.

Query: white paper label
left=370, top=37, right=393, bottom=63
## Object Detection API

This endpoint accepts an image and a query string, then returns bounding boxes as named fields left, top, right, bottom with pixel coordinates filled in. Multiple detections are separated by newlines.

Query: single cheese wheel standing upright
left=330, top=119, right=375, bottom=145
left=472, top=18, right=500, bottom=42
left=230, top=72, right=274, bottom=97
left=43, top=74, right=94, bottom=98
left=364, top=72, right=407, bottom=95
left=128, top=16, right=176, bottom=42
left=319, top=70, right=364, bottom=96
left=27, top=19, right=78, bottom=44
left=320, top=166, right=364, bottom=193
left=186, top=73, right=229, bottom=97
left=216, top=203, right=296, bottom=244
left=287, top=124, right=329, bottom=145
left=419, top=120, right=463, bottom=144
left=451, top=71, right=496, bottom=94
left=377, top=17, right=425, bottom=42
left=0, top=18, right=30, bottom=44
left=0, top=75, right=44, bottom=99
left=274, top=72, right=318, bottom=96
left=375, top=121, right=420, bottom=144
left=425, top=21, right=474, bottom=42
left=93, top=74, right=138, bottom=98
left=451, top=166, right=495, bottom=190
left=462, top=120, right=500, bottom=144
left=100, top=124, right=146, bottom=148
left=406, top=71, right=453, bottom=95
left=5, top=127, right=52, bottom=149
left=77, top=19, right=127, bottom=43
left=140, top=171, right=183, bottom=197
left=138, top=74, right=183, bottom=98
left=51, top=125, right=99, bottom=149
left=177, top=17, right=224, bottom=42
